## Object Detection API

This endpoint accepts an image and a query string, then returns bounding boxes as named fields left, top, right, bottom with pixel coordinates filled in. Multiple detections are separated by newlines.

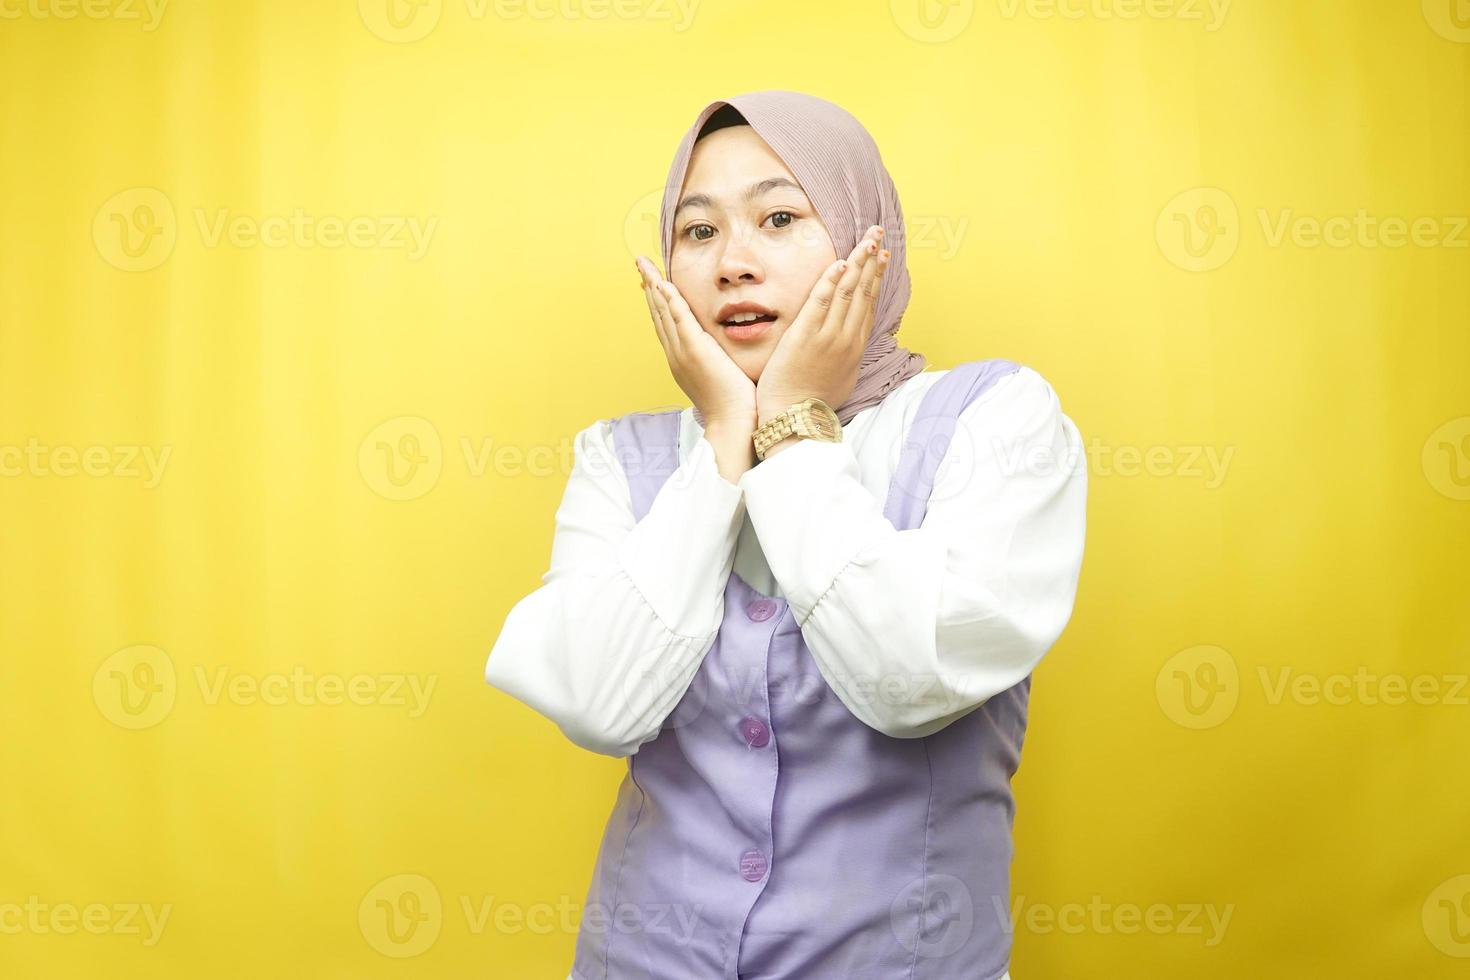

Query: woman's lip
left=722, top=316, right=776, bottom=341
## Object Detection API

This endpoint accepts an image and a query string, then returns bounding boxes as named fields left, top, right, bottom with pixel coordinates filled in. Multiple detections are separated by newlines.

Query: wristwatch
left=752, top=397, right=843, bottom=461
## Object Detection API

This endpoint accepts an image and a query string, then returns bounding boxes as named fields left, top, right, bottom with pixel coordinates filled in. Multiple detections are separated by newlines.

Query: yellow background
left=2, top=1, right=1468, bottom=976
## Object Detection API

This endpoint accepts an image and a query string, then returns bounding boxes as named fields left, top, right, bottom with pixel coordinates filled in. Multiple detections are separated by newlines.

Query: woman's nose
left=716, top=241, right=765, bottom=285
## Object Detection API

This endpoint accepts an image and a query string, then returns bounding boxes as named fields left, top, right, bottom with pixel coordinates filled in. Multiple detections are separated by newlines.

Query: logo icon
left=1156, top=644, right=1238, bottom=729
left=886, top=412, right=981, bottom=513
left=94, top=188, right=177, bottom=272
left=890, top=872, right=974, bottom=958
left=359, top=416, right=443, bottom=501
left=619, top=638, right=711, bottom=735
left=358, top=0, right=443, bottom=43
left=1422, top=416, right=1470, bottom=501
left=1156, top=187, right=1240, bottom=272
left=93, top=645, right=177, bottom=729
left=624, top=187, right=666, bottom=265
left=890, top=0, right=975, bottom=43
left=359, top=873, right=443, bottom=957
left=1423, top=0, right=1470, bottom=43
left=1423, top=874, right=1470, bottom=957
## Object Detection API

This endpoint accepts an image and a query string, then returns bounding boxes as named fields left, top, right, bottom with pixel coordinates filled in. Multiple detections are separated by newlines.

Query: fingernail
left=879, top=249, right=889, bottom=261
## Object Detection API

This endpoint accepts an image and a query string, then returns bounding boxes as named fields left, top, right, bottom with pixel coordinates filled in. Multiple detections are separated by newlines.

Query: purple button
left=746, top=598, right=777, bottom=622
left=738, top=715, right=770, bottom=748
left=739, top=848, right=768, bottom=882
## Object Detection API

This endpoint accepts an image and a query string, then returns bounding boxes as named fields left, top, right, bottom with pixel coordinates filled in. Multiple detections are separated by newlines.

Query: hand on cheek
left=756, top=226, right=890, bottom=425
left=637, top=255, right=757, bottom=428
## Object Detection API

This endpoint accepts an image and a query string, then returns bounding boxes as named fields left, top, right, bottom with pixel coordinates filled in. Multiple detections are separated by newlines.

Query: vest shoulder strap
left=608, top=357, right=1025, bottom=529
left=882, top=358, right=1024, bottom=532
left=608, top=409, right=682, bottom=524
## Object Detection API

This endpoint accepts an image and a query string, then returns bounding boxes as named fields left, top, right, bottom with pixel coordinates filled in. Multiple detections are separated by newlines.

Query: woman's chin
left=724, top=348, right=770, bottom=383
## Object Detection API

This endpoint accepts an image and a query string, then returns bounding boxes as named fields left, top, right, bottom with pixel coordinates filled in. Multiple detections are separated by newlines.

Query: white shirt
left=484, top=364, right=1087, bottom=760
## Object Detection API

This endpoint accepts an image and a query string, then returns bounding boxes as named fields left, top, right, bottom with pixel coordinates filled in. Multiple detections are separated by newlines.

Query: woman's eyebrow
left=674, top=177, right=805, bottom=217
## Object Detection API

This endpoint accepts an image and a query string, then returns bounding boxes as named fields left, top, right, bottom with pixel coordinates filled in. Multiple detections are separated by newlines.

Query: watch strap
left=752, top=398, right=839, bottom=460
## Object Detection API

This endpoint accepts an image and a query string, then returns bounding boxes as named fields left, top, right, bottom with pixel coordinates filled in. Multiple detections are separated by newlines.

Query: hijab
left=659, top=90, right=928, bottom=429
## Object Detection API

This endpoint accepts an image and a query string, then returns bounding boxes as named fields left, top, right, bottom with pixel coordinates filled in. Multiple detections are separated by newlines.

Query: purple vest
left=574, top=359, right=1026, bottom=980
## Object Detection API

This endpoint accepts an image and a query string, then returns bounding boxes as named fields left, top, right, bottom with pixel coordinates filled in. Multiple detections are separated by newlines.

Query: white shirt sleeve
left=736, top=367, right=1088, bottom=738
left=483, top=417, right=746, bottom=758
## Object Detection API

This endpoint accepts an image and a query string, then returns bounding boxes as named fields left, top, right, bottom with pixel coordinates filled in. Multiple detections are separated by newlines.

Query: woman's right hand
left=636, top=255, right=756, bottom=429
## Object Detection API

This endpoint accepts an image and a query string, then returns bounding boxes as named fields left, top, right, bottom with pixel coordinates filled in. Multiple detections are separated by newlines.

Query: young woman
left=485, top=90, right=1088, bottom=980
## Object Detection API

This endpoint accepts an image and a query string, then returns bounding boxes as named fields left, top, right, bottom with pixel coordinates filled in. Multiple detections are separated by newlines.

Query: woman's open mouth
left=717, top=303, right=779, bottom=341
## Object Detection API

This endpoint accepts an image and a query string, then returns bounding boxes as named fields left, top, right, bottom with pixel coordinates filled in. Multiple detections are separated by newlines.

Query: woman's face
left=669, top=124, right=839, bottom=381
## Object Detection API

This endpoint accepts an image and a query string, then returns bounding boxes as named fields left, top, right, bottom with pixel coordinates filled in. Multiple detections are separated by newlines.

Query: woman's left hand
left=755, top=224, right=890, bottom=424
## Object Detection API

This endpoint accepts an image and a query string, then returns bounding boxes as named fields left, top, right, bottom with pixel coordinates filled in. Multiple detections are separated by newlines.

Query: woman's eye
left=683, top=213, right=795, bottom=241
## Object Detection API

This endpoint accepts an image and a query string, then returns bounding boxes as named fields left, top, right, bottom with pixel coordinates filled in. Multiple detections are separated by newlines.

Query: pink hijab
left=659, top=90, right=928, bottom=428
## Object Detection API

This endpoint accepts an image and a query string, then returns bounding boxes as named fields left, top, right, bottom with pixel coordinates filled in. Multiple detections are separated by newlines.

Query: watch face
left=803, top=399, right=841, bottom=440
